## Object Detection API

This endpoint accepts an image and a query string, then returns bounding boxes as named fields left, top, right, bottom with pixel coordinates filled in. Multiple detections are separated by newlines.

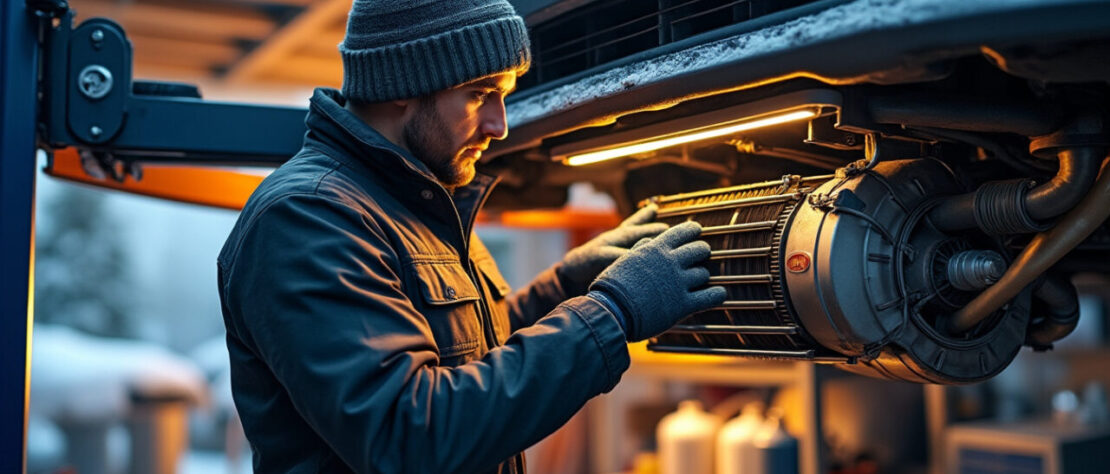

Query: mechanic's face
left=402, top=72, right=516, bottom=189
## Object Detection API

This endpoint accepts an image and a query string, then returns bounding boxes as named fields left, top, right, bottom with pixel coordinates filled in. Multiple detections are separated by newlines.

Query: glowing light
left=564, top=109, right=818, bottom=166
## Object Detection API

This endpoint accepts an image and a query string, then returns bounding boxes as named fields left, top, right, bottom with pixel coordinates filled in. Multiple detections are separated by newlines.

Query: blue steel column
left=1, top=0, right=39, bottom=471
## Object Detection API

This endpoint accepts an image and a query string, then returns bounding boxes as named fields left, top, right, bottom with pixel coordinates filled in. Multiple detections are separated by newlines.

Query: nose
left=480, top=96, right=508, bottom=141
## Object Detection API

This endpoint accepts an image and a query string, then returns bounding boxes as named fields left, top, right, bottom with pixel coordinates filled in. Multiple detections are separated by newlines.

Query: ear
left=393, top=98, right=416, bottom=121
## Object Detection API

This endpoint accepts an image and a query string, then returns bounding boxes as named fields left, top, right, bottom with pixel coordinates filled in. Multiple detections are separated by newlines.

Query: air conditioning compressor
left=647, top=158, right=1035, bottom=384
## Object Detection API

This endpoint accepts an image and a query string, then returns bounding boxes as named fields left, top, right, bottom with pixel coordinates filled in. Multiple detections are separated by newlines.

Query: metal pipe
left=1025, top=276, right=1080, bottom=348
left=709, top=247, right=773, bottom=259
left=1025, top=147, right=1103, bottom=220
left=710, top=300, right=778, bottom=311
left=668, top=324, right=798, bottom=335
left=950, top=155, right=1110, bottom=332
left=929, top=147, right=1103, bottom=232
left=868, top=94, right=1056, bottom=136
left=928, top=192, right=977, bottom=231
left=700, top=221, right=778, bottom=236
left=655, top=193, right=795, bottom=218
left=649, top=345, right=820, bottom=360
left=708, top=274, right=774, bottom=284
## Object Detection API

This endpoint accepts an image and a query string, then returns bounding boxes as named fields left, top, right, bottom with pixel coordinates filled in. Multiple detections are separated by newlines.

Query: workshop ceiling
left=70, top=0, right=350, bottom=87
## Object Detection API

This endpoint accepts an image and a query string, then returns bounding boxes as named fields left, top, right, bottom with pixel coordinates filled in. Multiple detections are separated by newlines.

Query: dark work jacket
left=216, top=88, right=630, bottom=474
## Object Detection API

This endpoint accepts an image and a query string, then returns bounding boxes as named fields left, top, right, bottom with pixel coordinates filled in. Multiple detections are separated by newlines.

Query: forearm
left=504, top=262, right=576, bottom=331
left=270, top=296, right=629, bottom=473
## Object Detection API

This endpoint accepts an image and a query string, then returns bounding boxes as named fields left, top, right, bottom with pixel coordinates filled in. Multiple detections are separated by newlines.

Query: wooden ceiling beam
left=132, top=62, right=217, bottom=83
left=225, top=0, right=350, bottom=84
left=251, top=54, right=344, bottom=88
left=216, top=0, right=316, bottom=6
left=71, top=0, right=277, bottom=42
left=297, top=27, right=345, bottom=58
left=129, top=34, right=241, bottom=65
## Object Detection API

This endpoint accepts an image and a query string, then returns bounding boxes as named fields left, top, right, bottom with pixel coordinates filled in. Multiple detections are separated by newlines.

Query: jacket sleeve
left=502, top=263, right=579, bottom=332
left=223, top=193, right=630, bottom=474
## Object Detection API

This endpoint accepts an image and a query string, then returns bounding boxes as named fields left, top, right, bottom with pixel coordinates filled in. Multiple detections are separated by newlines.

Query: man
left=217, top=1, right=726, bottom=472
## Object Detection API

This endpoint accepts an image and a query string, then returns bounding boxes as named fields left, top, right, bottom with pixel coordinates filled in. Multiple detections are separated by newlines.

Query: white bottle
left=716, top=402, right=764, bottom=474
left=750, top=408, right=799, bottom=474
left=657, top=400, right=721, bottom=474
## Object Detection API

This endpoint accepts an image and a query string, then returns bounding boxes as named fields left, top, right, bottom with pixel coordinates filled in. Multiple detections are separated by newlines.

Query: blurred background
left=25, top=1, right=1110, bottom=474
left=28, top=1, right=586, bottom=472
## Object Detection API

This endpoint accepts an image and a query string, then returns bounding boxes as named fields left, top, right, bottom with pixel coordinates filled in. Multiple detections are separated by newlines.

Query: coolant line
left=1025, top=147, right=1103, bottom=220
left=951, top=155, right=1110, bottom=333
left=929, top=147, right=1103, bottom=232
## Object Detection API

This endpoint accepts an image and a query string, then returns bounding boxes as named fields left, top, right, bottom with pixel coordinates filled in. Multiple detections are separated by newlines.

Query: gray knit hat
left=340, top=0, right=531, bottom=103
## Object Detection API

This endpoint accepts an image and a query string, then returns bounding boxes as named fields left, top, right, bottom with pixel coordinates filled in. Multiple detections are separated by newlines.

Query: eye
left=471, top=90, right=491, bottom=104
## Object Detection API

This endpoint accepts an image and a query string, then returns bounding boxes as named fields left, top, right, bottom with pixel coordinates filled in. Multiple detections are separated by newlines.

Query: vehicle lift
left=2, top=2, right=312, bottom=469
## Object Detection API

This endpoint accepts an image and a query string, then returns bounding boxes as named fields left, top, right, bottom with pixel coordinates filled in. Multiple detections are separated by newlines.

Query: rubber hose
left=951, top=154, right=1110, bottom=333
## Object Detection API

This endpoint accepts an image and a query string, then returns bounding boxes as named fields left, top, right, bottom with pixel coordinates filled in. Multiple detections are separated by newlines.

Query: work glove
left=557, top=205, right=669, bottom=296
left=588, top=222, right=728, bottom=342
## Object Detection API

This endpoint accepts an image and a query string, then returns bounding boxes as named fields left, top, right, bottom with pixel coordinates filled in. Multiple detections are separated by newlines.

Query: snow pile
left=30, top=325, right=208, bottom=423
left=188, top=336, right=236, bottom=414
left=508, top=0, right=1079, bottom=127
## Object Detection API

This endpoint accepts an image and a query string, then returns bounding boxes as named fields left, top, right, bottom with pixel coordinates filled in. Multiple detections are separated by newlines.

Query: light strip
left=564, top=109, right=818, bottom=166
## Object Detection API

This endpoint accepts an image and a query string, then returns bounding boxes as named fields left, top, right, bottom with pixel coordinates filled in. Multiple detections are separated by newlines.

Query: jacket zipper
left=457, top=177, right=524, bottom=473
left=370, top=144, right=501, bottom=350
left=458, top=176, right=501, bottom=350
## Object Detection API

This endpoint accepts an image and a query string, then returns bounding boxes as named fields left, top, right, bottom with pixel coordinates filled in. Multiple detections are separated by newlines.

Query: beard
left=402, top=97, right=478, bottom=189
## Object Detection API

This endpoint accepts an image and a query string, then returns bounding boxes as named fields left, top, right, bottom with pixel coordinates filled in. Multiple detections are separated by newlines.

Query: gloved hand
left=558, top=205, right=669, bottom=296
left=588, top=222, right=728, bottom=342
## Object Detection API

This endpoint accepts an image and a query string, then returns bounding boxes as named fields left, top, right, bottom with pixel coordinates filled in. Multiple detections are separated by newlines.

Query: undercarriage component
left=647, top=159, right=1036, bottom=384
left=951, top=156, right=1110, bottom=332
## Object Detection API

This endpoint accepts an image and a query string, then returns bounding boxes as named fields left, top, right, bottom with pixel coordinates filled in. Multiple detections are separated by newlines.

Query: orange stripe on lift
left=45, top=148, right=623, bottom=241
left=44, top=148, right=267, bottom=211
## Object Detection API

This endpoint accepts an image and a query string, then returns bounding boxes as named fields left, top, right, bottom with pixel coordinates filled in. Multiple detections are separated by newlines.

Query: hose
left=950, top=154, right=1110, bottom=333
left=1025, top=147, right=1103, bottom=220
left=1025, top=276, right=1080, bottom=349
left=929, top=147, right=1103, bottom=232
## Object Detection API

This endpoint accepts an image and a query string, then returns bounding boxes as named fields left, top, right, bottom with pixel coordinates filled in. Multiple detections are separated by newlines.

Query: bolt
left=91, top=29, right=104, bottom=42
left=90, top=125, right=102, bottom=137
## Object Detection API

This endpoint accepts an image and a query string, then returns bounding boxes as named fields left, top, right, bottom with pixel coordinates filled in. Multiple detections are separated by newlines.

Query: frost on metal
left=507, top=0, right=1065, bottom=128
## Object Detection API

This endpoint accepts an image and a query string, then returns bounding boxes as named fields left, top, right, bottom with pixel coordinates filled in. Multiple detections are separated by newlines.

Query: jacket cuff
left=586, top=290, right=628, bottom=336
left=563, top=296, right=631, bottom=392
left=552, top=261, right=589, bottom=299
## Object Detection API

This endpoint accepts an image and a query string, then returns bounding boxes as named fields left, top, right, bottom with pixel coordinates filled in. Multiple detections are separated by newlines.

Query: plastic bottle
left=750, top=408, right=799, bottom=474
left=657, top=400, right=721, bottom=474
left=716, top=402, right=764, bottom=474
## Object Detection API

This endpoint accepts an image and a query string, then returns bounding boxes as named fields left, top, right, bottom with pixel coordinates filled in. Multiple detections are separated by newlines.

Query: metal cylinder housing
left=647, top=159, right=1032, bottom=384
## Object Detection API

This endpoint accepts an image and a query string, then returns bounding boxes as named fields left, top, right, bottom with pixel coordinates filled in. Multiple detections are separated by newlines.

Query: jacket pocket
left=474, top=255, right=512, bottom=299
left=407, top=259, right=482, bottom=362
left=473, top=255, right=513, bottom=344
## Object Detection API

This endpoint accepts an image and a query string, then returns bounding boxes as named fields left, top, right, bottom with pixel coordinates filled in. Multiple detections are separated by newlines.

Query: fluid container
left=657, top=400, right=720, bottom=474
left=750, top=409, right=798, bottom=474
left=716, top=402, right=764, bottom=474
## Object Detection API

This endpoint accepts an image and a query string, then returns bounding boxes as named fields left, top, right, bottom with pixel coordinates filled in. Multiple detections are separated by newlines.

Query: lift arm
left=4, top=1, right=313, bottom=469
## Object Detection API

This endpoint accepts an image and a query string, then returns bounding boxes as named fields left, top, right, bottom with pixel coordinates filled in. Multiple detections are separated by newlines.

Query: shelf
left=626, top=341, right=812, bottom=386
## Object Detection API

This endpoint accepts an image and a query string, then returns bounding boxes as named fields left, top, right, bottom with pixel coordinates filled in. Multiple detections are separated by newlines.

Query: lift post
left=1, top=1, right=42, bottom=471
left=3, top=0, right=309, bottom=468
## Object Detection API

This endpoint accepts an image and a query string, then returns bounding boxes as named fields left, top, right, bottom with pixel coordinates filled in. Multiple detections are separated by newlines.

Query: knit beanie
left=340, top=0, right=531, bottom=103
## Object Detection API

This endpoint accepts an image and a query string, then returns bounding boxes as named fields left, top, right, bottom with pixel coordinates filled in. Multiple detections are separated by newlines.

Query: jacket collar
left=302, top=88, right=499, bottom=239
left=304, top=88, right=439, bottom=183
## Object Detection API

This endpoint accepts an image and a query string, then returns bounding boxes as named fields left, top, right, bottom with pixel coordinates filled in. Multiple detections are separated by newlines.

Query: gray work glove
left=558, top=205, right=669, bottom=296
left=588, top=222, right=728, bottom=342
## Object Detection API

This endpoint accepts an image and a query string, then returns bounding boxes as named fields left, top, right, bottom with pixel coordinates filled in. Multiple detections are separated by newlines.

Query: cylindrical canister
left=750, top=409, right=799, bottom=474
left=716, top=402, right=764, bottom=474
left=657, top=400, right=721, bottom=474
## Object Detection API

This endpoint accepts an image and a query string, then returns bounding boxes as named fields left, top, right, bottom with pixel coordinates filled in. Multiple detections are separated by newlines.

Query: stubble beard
left=402, top=97, right=477, bottom=190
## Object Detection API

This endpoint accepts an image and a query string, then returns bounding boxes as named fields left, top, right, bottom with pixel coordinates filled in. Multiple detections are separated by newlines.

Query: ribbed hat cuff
left=341, top=16, right=530, bottom=103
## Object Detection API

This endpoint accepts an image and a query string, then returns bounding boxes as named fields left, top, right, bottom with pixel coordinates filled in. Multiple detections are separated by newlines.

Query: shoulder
left=219, top=148, right=390, bottom=268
